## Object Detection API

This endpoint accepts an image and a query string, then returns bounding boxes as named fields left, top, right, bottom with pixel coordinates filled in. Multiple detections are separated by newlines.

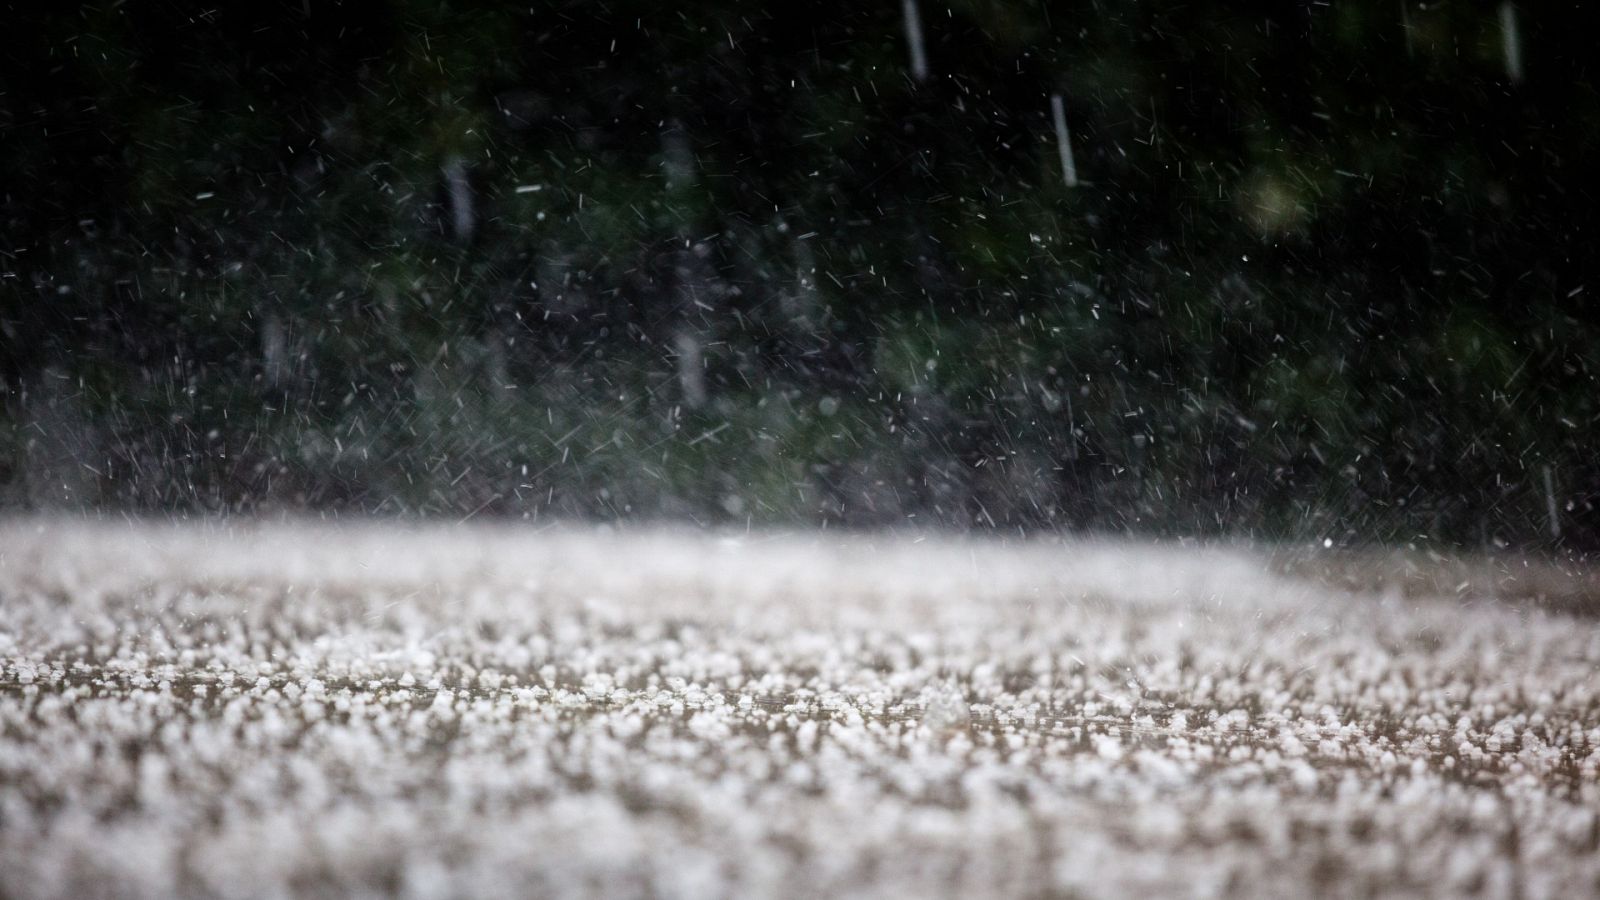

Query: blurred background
left=2, top=1, right=1596, bottom=549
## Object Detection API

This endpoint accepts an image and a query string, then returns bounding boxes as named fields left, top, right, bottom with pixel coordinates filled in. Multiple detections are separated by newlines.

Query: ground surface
left=1, top=520, right=1598, bottom=899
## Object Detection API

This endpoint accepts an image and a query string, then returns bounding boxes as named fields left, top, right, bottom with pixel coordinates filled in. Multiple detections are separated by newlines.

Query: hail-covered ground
left=1, top=520, right=1598, bottom=898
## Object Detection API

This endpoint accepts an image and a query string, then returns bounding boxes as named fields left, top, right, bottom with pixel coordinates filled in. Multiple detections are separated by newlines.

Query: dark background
left=3, top=0, right=1597, bottom=549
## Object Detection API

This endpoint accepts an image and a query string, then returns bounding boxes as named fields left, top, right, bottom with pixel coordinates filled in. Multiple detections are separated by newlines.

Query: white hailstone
left=1290, top=761, right=1319, bottom=791
left=398, top=671, right=416, bottom=687
left=1092, top=734, right=1124, bottom=762
left=922, top=688, right=970, bottom=733
left=793, top=720, right=820, bottom=752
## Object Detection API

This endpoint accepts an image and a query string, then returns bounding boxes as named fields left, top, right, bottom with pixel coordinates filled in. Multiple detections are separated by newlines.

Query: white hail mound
left=1, top=519, right=1597, bottom=898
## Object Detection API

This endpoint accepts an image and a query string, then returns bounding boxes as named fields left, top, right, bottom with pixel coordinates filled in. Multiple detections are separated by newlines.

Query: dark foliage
left=3, top=1, right=1598, bottom=548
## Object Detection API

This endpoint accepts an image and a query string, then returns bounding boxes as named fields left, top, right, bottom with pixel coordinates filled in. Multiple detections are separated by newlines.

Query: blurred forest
left=3, top=1, right=1598, bottom=549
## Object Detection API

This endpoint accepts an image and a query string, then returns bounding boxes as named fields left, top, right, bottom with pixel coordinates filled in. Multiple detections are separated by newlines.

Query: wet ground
left=2, top=520, right=1598, bottom=898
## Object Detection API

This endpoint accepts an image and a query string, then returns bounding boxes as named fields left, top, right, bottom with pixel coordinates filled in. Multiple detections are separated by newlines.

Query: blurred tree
left=2, top=0, right=1597, bottom=549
